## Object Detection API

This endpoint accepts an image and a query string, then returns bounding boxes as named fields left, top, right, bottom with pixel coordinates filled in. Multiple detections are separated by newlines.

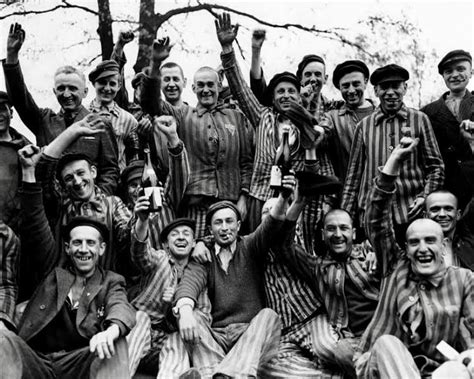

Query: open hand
left=215, top=12, right=239, bottom=48
left=90, top=324, right=120, bottom=360
left=7, top=23, right=25, bottom=55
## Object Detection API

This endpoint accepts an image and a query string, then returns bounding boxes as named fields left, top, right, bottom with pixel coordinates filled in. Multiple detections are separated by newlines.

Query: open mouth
left=75, top=255, right=92, bottom=262
left=174, top=242, right=188, bottom=248
left=416, top=254, right=434, bottom=264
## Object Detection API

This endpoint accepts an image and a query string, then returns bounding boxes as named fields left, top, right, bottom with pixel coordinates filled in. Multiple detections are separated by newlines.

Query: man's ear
left=236, top=220, right=241, bottom=233
left=192, top=83, right=197, bottom=94
left=456, top=209, right=462, bottom=221
left=98, top=241, right=106, bottom=256
left=64, top=242, right=70, bottom=255
left=90, top=165, right=97, bottom=180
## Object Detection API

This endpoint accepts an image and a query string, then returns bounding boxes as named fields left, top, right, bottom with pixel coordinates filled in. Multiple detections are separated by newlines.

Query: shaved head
left=406, top=218, right=444, bottom=241
left=193, top=66, right=220, bottom=83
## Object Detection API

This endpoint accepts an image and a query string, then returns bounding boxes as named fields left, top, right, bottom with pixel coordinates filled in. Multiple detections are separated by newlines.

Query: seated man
left=158, top=177, right=297, bottom=378
left=356, top=136, right=474, bottom=378
left=0, top=145, right=136, bottom=378
left=3, top=23, right=119, bottom=195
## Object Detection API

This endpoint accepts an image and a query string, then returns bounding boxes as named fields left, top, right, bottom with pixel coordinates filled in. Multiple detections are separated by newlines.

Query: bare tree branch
left=0, top=1, right=99, bottom=20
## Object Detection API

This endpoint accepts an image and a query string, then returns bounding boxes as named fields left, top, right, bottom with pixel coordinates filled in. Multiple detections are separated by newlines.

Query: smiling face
left=164, top=225, right=195, bottom=261
left=127, top=178, right=141, bottom=207
left=209, top=208, right=241, bottom=247
left=53, top=72, right=88, bottom=112
left=375, top=80, right=407, bottom=115
left=61, top=160, right=97, bottom=201
left=93, top=74, right=121, bottom=105
left=339, top=71, right=367, bottom=108
left=65, top=225, right=105, bottom=278
left=193, top=68, right=220, bottom=109
left=322, top=210, right=355, bottom=258
left=442, top=60, right=472, bottom=94
left=161, top=66, right=186, bottom=104
left=301, top=61, right=327, bottom=96
left=273, top=81, right=300, bottom=111
left=425, top=191, right=460, bottom=237
left=405, top=219, right=446, bottom=277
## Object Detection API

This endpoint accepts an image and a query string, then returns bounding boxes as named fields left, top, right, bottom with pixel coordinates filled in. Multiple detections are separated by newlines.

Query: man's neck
left=447, top=88, right=467, bottom=100
left=0, top=129, right=12, bottom=142
left=347, top=98, right=372, bottom=110
left=167, top=98, right=183, bottom=108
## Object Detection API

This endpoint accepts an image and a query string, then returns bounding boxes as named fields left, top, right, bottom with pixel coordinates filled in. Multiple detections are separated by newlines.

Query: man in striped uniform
left=342, top=64, right=445, bottom=242
left=140, top=37, right=254, bottom=239
left=356, top=136, right=474, bottom=378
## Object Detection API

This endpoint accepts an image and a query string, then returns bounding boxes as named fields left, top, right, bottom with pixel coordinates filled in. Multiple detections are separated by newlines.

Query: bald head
left=406, top=218, right=444, bottom=241
left=193, top=66, right=220, bottom=83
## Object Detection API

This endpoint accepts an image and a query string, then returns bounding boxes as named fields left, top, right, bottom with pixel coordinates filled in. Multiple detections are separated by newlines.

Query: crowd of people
left=0, top=11, right=473, bottom=378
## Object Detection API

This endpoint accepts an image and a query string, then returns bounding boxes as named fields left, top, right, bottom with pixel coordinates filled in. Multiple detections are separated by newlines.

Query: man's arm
left=3, top=23, right=45, bottom=136
left=110, top=30, right=134, bottom=111
left=249, top=29, right=269, bottom=105
left=0, top=222, right=20, bottom=331
left=216, top=13, right=266, bottom=129
left=95, top=124, right=120, bottom=195
left=236, top=115, right=254, bottom=220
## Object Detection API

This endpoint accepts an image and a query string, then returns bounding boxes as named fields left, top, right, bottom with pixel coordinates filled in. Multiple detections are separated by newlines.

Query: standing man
left=3, top=23, right=119, bottom=195
left=342, top=64, right=444, bottom=240
left=325, top=60, right=376, bottom=183
left=141, top=38, right=254, bottom=238
left=422, top=50, right=474, bottom=210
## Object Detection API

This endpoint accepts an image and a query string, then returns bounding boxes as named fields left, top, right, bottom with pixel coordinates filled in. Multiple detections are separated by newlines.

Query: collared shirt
left=341, top=105, right=445, bottom=224
left=359, top=172, right=474, bottom=370
left=221, top=50, right=335, bottom=202
left=0, top=221, right=20, bottom=329
left=89, top=99, right=139, bottom=172
left=153, top=85, right=253, bottom=202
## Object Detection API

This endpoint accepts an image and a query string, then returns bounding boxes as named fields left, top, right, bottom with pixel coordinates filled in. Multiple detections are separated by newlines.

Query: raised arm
left=366, top=137, right=419, bottom=276
left=216, top=13, right=266, bottom=128
left=249, top=29, right=269, bottom=105
left=110, top=30, right=134, bottom=111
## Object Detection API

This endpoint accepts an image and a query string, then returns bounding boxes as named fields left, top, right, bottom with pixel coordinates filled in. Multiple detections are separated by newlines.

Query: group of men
left=0, top=11, right=473, bottom=379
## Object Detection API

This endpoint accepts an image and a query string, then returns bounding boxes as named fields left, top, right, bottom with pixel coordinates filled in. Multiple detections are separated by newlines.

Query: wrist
left=22, top=170, right=36, bottom=183
left=167, top=134, right=180, bottom=148
left=221, top=44, right=233, bottom=54
left=5, top=52, right=19, bottom=65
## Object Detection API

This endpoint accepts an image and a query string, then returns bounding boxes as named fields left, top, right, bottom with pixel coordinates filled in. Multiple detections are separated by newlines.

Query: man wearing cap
left=354, top=137, right=474, bottom=378
left=342, top=63, right=444, bottom=240
left=141, top=37, right=254, bottom=239
left=421, top=49, right=474, bottom=210
left=0, top=91, right=30, bottom=233
left=88, top=59, right=140, bottom=172
left=325, top=60, right=376, bottom=183
left=3, top=23, right=119, bottom=195
left=121, top=115, right=190, bottom=250
left=0, top=144, right=136, bottom=378
left=131, top=198, right=211, bottom=374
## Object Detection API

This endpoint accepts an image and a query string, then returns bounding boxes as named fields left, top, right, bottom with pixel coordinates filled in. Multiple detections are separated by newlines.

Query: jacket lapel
left=56, top=269, right=75, bottom=311
left=459, top=92, right=474, bottom=121
left=76, top=268, right=103, bottom=326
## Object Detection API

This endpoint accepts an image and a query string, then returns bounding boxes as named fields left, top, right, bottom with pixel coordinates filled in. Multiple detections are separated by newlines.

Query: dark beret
left=62, top=216, right=109, bottom=243
left=266, top=71, right=301, bottom=101
left=121, top=160, right=145, bottom=185
left=332, top=60, right=370, bottom=89
left=88, top=60, right=120, bottom=83
left=160, top=218, right=196, bottom=244
left=296, top=54, right=325, bottom=81
left=205, top=200, right=241, bottom=226
left=56, top=153, right=94, bottom=181
left=438, top=50, right=472, bottom=74
left=370, top=64, right=409, bottom=85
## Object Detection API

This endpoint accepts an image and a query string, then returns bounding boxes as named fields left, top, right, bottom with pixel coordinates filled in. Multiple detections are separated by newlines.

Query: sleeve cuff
left=168, top=140, right=184, bottom=156
left=376, top=168, right=397, bottom=191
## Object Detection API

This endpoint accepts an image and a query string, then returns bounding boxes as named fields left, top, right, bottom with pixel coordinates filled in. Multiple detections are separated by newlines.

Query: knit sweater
left=175, top=215, right=284, bottom=327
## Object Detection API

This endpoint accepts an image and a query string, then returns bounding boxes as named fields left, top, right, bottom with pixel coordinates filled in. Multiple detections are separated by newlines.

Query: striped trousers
left=158, top=308, right=281, bottom=378
left=355, top=335, right=421, bottom=379
left=259, top=314, right=343, bottom=378
left=126, top=310, right=151, bottom=376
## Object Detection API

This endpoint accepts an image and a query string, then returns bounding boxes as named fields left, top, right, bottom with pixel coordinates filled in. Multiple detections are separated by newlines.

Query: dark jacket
left=3, top=60, right=120, bottom=196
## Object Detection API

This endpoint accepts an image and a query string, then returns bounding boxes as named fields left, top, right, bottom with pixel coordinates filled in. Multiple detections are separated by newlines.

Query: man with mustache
left=355, top=136, right=474, bottom=378
left=341, top=64, right=445, bottom=242
left=421, top=50, right=474, bottom=210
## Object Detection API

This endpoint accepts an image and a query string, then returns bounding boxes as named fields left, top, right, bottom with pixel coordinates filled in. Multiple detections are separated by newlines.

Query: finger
left=9, top=23, right=14, bottom=35
left=96, top=344, right=105, bottom=360
left=106, top=337, right=115, bottom=358
left=90, top=339, right=97, bottom=353
left=234, top=23, right=239, bottom=35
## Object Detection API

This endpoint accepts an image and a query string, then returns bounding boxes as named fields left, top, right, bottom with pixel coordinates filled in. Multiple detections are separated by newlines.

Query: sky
left=0, top=0, right=472, bottom=140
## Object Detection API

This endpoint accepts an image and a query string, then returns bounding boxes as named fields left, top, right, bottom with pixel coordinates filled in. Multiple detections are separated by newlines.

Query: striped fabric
left=359, top=173, right=474, bottom=373
left=341, top=105, right=445, bottom=225
left=0, top=221, right=20, bottom=328
left=126, top=310, right=151, bottom=376
left=158, top=98, right=253, bottom=202
left=89, top=99, right=140, bottom=172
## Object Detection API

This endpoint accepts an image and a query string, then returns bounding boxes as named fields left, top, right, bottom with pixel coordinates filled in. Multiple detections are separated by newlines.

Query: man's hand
left=162, top=286, right=175, bottom=304
left=300, top=84, right=316, bottom=105
left=458, top=348, right=474, bottom=375
left=178, top=306, right=200, bottom=345
left=90, top=324, right=120, bottom=360
left=69, top=114, right=106, bottom=137
left=215, top=12, right=239, bottom=50
left=153, top=115, right=179, bottom=147
left=7, top=23, right=25, bottom=62
left=18, top=144, right=41, bottom=171
left=382, top=137, right=419, bottom=176
left=134, top=195, right=150, bottom=222
left=236, top=194, right=248, bottom=221
left=251, top=29, right=266, bottom=50
left=281, top=172, right=297, bottom=199
left=117, top=30, right=134, bottom=46
left=408, top=197, right=425, bottom=220
left=152, top=37, right=173, bottom=63
left=137, top=117, right=153, bottom=138
left=191, top=241, right=212, bottom=264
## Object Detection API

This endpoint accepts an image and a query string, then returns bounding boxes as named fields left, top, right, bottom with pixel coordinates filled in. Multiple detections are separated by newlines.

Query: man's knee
left=372, top=334, right=404, bottom=353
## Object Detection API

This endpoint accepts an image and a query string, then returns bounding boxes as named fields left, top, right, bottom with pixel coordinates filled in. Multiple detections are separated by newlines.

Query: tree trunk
left=97, top=0, right=114, bottom=60
left=133, top=0, right=158, bottom=73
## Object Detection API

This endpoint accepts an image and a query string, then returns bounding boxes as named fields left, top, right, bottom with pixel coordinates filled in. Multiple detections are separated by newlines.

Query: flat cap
left=438, top=49, right=472, bottom=74
left=56, top=153, right=94, bottom=181
left=266, top=71, right=301, bottom=101
left=62, top=216, right=109, bottom=243
left=121, top=160, right=145, bottom=185
left=160, top=218, right=196, bottom=244
left=296, top=54, right=325, bottom=81
left=332, top=60, right=370, bottom=89
left=205, top=200, right=241, bottom=226
left=370, top=64, right=409, bottom=85
left=89, top=60, right=120, bottom=83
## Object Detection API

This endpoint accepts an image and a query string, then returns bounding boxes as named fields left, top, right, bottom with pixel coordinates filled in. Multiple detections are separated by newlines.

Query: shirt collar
left=62, top=185, right=105, bottom=212
left=194, top=103, right=225, bottom=117
left=374, top=104, right=408, bottom=125
left=215, top=240, right=237, bottom=257
left=406, top=260, right=447, bottom=288
left=89, top=98, right=120, bottom=117
left=338, top=98, right=376, bottom=116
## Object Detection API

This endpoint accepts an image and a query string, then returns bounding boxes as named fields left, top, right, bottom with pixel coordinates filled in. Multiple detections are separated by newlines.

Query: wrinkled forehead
left=324, top=210, right=353, bottom=228
left=406, top=219, right=444, bottom=240
left=425, top=192, right=458, bottom=210
left=54, top=72, right=86, bottom=88
left=193, top=68, right=219, bottom=84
